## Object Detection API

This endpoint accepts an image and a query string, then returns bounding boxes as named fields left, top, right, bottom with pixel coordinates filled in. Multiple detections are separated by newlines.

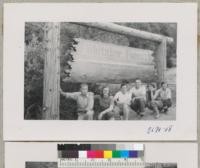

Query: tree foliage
left=120, top=22, right=177, bottom=67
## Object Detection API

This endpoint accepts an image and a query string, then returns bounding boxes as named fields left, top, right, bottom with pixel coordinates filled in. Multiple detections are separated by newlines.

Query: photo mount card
left=4, top=142, right=197, bottom=168
left=3, top=3, right=197, bottom=141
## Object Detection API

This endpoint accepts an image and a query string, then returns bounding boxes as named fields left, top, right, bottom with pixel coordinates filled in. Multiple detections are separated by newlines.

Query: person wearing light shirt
left=60, top=83, right=94, bottom=120
left=151, top=81, right=172, bottom=119
left=129, top=79, right=146, bottom=117
left=113, top=83, right=131, bottom=120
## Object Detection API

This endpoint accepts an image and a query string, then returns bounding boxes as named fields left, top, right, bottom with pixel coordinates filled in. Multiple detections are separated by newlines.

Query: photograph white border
left=3, top=3, right=197, bottom=141
left=4, top=142, right=198, bottom=168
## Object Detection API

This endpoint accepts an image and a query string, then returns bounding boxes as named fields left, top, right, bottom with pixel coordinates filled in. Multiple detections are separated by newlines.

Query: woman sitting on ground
left=94, top=86, right=116, bottom=120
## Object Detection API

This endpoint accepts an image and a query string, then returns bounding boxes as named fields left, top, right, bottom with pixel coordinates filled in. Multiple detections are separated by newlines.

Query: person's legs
left=151, top=100, right=163, bottom=118
left=77, top=112, right=86, bottom=120
left=97, top=107, right=105, bottom=120
left=122, top=103, right=130, bottom=120
left=112, top=106, right=122, bottom=120
left=86, top=110, right=94, bottom=120
left=163, top=99, right=172, bottom=107
left=137, top=98, right=146, bottom=115
left=146, top=101, right=154, bottom=111
left=130, top=99, right=145, bottom=116
left=161, top=99, right=172, bottom=113
left=103, top=111, right=115, bottom=120
left=130, top=100, right=139, bottom=113
left=113, top=104, right=127, bottom=120
left=93, top=110, right=100, bottom=120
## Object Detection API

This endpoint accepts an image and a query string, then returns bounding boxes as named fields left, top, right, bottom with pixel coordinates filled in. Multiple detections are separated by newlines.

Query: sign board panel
left=66, top=38, right=156, bottom=83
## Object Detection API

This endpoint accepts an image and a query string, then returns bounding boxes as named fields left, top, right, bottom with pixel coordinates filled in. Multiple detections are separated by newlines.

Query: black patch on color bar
left=58, top=144, right=91, bottom=150
left=61, top=150, right=79, bottom=158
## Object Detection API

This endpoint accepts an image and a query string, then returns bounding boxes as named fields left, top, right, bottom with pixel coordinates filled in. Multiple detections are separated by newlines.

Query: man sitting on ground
left=60, top=83, right=94, bottom=120
left=113, top=83, right=131, bottom=120
left=129, top=79, right=146, bottom=117
left=151, top=81, right=172, bottom=119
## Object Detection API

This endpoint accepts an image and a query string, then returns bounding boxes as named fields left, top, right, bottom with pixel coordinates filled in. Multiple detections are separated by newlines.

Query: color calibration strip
left=58, top=144, right=144, bottom=159
left=59, top=150, right=143, bottom=159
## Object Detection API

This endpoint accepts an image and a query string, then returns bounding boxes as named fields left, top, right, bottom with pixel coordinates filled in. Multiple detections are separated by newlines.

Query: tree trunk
left=43, top=22, right=60, bottom=120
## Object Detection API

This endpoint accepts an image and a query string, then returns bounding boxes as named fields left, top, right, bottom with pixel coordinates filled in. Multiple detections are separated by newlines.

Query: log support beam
left=155, top=38, right=167, bottom=85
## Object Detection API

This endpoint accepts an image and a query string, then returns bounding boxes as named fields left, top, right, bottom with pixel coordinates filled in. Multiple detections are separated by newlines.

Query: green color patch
left=112, top=150, right=121, bottom=158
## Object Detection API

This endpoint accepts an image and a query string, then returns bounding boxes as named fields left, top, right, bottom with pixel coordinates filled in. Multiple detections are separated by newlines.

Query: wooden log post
left=155, top=38, right=167, bottom=86
left=43, top=22, right=60, bottom=120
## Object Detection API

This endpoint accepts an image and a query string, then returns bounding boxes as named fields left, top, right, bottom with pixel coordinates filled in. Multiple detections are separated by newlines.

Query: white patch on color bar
left=133, top=144, right=144, bottom=151
left=78, top=151, right=87, bottom=158
left=116, top=144, right=144, bottom=150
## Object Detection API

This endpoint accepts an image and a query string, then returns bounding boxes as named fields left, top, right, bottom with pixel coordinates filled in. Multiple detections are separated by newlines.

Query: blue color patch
left=120, top=150, right=129, bottom=158
left=129, top=150, right=138, bottom=158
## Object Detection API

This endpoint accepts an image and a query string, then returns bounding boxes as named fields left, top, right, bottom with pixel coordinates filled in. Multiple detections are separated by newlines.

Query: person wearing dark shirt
left=94, top=87, right=115, bottom=120
left=146, top=83, right=156, bottom=108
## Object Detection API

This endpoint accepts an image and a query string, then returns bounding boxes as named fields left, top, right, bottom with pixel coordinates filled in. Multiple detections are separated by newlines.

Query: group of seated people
left=60, top=79, right=172, bottom=120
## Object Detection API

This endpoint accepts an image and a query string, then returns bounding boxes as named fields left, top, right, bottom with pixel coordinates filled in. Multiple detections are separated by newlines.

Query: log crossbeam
left=72, top=22, right=173, bottom=44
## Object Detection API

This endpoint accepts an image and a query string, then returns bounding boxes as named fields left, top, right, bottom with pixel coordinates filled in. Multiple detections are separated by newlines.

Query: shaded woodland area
left=24, top=22, right=177, bottom=119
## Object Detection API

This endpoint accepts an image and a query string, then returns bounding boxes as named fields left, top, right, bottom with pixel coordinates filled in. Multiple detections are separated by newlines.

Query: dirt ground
left=128, top=105, right=176, bottom=120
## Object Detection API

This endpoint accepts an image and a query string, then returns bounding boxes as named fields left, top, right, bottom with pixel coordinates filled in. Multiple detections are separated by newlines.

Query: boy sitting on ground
left=129, top=79, right=146, bottom=117
left=113, top=83, right=131, bottom=120
left=151, top=81, right=172, bottom=119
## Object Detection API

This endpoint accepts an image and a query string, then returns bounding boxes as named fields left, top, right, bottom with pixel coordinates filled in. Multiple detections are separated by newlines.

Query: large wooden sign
left=66, top=38, right=156, bottom=83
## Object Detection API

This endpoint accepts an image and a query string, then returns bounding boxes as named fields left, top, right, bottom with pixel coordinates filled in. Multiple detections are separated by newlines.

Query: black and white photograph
left=24, top=22, right=177, bottom=120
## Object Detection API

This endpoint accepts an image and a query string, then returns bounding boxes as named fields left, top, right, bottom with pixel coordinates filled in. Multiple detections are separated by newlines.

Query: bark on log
left=63, top=38, right=156, bottom=83
left=43, top=23, right=60, bottom=120
left=155, top=38, right=167, bottom=84
left=72, top=22, right=173, bottom=44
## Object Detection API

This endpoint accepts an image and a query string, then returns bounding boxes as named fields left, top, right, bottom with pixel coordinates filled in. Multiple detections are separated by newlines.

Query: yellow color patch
left=104, top=150, right=112, bottom=158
